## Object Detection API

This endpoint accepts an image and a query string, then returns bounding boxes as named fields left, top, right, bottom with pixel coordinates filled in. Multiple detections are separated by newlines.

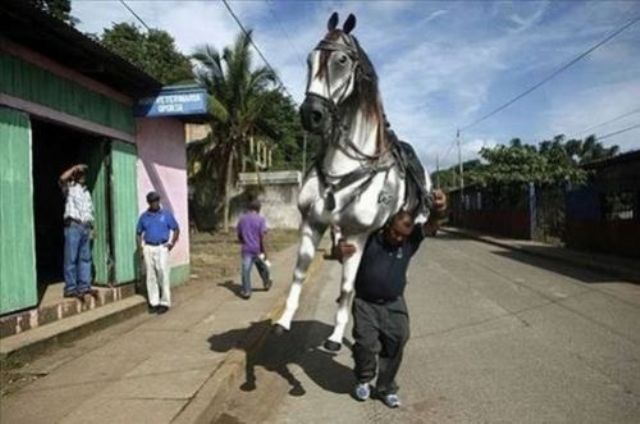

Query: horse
left=273, top=12, right=432, bottom=351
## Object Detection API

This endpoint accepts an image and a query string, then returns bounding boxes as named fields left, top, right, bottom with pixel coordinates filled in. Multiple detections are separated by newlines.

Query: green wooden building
left=1, top=2, right=198, bottom=315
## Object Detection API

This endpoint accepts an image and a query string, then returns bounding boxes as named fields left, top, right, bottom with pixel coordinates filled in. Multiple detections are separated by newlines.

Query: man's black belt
left=145, top=241, right=168, bottom=246
left=356, top=295, right=398, bottom=305
left=65, top=218, right=92, bottom=227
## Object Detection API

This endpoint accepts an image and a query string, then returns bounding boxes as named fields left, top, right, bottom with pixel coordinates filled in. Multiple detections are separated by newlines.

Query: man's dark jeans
left=352, top=296, right=410, bottom=395
left=63, top=222, right=92, bottom=295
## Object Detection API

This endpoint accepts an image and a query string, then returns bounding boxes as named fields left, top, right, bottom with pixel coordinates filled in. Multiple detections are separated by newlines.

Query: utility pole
left=302, top=132, right=308, bottom=172
left=457, top=128, right=464, bottom=192
left=435, top=154, right=440, bottom=189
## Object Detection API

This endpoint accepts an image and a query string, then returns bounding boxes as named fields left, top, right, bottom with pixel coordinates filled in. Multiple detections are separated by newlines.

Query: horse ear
left=343, top=14, right=357, bottom=34
left=327, top=12, right=339, bottom=31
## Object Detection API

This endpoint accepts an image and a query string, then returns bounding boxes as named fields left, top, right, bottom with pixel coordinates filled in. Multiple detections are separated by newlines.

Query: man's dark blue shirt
left=354, top=225, right=426, bottom=301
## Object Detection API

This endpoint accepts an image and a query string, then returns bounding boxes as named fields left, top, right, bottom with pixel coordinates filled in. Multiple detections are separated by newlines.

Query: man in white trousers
left=136, top=191, right=180, bottom=314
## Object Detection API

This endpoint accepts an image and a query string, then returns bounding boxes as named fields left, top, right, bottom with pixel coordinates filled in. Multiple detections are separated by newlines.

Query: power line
left=264, top=0, right=307, bottom=68
left=575, top=106, right=640, bottom=136
left=118, top=0, right=150, bottom=31
left=460, top=14, right=640, bottom=132
left=221, top=0, right=294, bottom=99
left=596, top=122, right=640, bottom=141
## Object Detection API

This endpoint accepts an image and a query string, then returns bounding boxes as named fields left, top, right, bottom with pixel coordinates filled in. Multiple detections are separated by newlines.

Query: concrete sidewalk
left=0, top=239, right=326, bottom=424
left=442, top=226, right=640, bottom=284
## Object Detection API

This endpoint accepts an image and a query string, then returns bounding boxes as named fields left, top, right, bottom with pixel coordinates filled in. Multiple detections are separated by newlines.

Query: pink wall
left=136, top=118, right=190, bottom=268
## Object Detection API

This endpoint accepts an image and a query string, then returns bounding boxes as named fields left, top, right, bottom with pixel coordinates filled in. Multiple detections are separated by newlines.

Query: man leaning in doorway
left=136, top=191, right=180, bottom=314
left=59, top=164, right=98, bottom=300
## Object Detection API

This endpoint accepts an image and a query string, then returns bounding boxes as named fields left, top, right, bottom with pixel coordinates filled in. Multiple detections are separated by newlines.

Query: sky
left=72, top=0, right=640, bottom=171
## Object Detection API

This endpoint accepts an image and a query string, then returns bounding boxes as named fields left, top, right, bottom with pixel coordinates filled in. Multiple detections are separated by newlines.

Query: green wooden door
left=80, top=140, right=110, bottom=285
left=0, top=108, right=37, bottom=314
left=111, top=140, right=139, bottom=284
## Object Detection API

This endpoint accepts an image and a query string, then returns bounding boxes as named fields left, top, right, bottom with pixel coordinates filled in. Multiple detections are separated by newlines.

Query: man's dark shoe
left=83, top=288, right=99, bottom=298
left=63, top=291, right=78, bottom=299
left=240, top=292, right=251, bottom=300
left=148, top=305, right=159, bottom=314
left=157, top=305, right=170, bottom=314
left=264, top=279, right=273, bottom=291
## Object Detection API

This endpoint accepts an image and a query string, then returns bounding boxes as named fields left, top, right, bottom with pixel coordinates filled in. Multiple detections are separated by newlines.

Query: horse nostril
left=312, top=111, right=323, bottom=123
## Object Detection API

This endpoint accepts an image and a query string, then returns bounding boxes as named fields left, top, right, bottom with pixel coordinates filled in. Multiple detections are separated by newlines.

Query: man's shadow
left=207, top=320, right=354, bottom=397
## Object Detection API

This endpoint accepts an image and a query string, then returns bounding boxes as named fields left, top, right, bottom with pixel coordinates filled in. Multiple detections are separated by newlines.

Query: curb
left=172, top=242, right=328, bottom=424
left=441, top=227, right=640, bottom=284
left=0, top=296, right=147, bottom=366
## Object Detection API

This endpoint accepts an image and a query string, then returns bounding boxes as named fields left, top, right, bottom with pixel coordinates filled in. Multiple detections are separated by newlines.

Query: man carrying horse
left=334, top=189, right=447, bottom=408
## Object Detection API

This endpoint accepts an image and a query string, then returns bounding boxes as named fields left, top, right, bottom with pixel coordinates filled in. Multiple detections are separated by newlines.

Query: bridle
left=305, top=34, right=396, bottom=212
left=305, top=35, right=389, bottom=164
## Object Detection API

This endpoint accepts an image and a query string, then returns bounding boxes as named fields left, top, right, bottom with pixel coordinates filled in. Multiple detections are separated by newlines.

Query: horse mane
left=316, top=30, right=387, bottom=154
left=350, top=35, right=387, bottom=154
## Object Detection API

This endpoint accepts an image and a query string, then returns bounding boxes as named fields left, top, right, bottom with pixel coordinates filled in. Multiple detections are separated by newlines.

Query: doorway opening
left=31, top=118, right=112, bottom=303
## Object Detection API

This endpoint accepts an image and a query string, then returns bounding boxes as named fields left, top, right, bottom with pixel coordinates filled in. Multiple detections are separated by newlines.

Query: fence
left=448, top=151, right=640, bottom=258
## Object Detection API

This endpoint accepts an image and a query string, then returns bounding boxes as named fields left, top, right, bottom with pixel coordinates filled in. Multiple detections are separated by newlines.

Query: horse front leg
left=274, top=219, right=326, bottom=334
left=324, top=233, right=369, bottom=351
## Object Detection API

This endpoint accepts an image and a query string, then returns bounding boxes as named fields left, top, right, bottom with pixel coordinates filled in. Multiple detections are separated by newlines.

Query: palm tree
left=191, top=31, right=277, bottom=231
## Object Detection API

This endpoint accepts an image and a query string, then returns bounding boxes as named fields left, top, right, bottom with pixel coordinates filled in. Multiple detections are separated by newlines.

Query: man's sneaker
left=157, top=305, right=170, bottom=314
left=240, top=291, right=251, bottom=300
left=380, top=393, right=401, bottom=408
left=353, top=383, right=371, bottom=401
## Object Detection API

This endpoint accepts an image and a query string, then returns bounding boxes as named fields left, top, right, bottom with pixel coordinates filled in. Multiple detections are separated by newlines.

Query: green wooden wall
left=0, top=108, right=37, bottom=314
left=0, top=52, right=134, bottom=134
left=111, top=140, right=139, bottom=283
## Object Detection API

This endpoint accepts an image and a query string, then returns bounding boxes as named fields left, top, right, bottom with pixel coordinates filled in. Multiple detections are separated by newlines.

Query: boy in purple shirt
left=236, top=200, right=272, bottom=299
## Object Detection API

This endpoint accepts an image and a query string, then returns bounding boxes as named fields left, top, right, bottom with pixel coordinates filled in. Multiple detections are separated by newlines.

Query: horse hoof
left=324, top=340, right=342, bottom=352
left=273, top=324, right=287, bottom=336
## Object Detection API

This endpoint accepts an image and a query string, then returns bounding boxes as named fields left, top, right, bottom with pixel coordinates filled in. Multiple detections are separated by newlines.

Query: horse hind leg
left=274, top=220, right=325, bottom=334
left=324, top=233, right=368, bottom=351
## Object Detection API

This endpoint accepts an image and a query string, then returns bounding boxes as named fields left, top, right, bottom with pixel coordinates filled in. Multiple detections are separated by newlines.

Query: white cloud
left=424, top=9, right=448, bottom=23
left=71, top=0, right=640, bottom=170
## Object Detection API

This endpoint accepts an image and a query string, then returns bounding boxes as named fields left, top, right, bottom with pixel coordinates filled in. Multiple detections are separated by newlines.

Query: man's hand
left=166, top=242, right=175, bottom=251
left=333, top=239, right=356, bottom=263
left=431, top=189, right=447, bottom=218
left=423, top=189, right=448, bottom=236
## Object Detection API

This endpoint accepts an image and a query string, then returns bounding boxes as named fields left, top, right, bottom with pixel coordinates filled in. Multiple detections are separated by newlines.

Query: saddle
left=387, top=129, right=433, bottom=216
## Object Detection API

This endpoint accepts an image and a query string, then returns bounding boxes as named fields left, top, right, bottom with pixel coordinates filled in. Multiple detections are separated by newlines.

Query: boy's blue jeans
left=63, top=222, right=93, bottom=295
left=241, top=255, right=270, bottom=295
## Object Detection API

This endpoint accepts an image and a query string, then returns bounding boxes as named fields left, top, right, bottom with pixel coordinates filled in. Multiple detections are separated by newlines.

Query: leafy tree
left=190, top=31, right=278, bottom=230
left=467, top=142, right=585, bottom=186
left=101, top=23, right=193, bottom=84
left=431, top=159, right=480, bottom=190
left=435, top=135, right=619, bottom=189
left=258, top=90, right=321, bottom=171
left=29, top=0, right=78, bottom=25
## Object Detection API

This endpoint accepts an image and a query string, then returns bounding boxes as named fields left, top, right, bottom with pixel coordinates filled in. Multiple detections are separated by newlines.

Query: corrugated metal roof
left=0, top=0, right=162, bottom=97
left=582, top=150, right=640, bottom=170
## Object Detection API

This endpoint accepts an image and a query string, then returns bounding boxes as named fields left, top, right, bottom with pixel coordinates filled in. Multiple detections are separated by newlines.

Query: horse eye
left=338, top=54, right=348, bottom=65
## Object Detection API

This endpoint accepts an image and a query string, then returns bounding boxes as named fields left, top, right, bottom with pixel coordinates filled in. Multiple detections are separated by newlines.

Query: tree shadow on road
left=207, top=319, right=354, bottom=397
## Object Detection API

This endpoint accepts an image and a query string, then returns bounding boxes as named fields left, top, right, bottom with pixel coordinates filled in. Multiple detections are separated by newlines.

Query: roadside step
left=0, top=295, right=147, bottom=364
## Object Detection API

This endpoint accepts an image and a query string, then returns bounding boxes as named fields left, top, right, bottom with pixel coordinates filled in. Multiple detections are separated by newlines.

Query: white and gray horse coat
left=274, top=13, right=432, bottom=351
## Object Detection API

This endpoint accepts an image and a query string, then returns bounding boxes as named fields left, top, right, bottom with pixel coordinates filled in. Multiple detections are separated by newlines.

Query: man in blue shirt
left=335, top=189, right=447, bottom=408
left=136, top=191, right=180, bottom=314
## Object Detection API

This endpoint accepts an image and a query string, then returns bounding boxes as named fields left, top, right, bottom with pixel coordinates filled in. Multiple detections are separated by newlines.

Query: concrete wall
left=231, top=171, right=302, bottom=230
left=136, top=118, right=190, bottom=274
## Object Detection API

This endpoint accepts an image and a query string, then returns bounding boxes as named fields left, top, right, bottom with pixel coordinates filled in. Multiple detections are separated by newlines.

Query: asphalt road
left=215, top=233, right=640, bottom=424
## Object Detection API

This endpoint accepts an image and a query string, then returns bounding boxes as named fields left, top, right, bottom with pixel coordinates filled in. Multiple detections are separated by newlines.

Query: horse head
left=300, top=12, right=379, bottom=137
